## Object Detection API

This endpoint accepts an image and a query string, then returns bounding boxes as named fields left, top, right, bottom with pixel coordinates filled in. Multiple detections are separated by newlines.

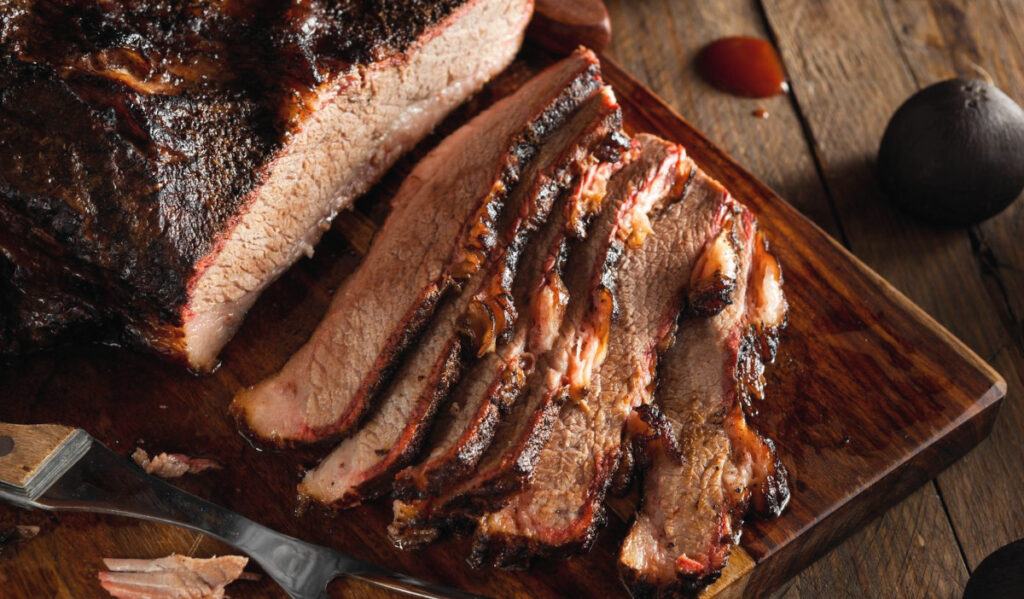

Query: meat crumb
left=99, top=554, right=249, bottom=599
left=0, top=525, right=40, bottom=558
left=131, top=449, right=222, bottom=479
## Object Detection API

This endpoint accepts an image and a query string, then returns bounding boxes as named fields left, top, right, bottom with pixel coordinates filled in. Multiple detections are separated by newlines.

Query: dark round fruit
left=877, top=78, right=1024, bottom=225
left=963, top=538, right=1024, bottom=599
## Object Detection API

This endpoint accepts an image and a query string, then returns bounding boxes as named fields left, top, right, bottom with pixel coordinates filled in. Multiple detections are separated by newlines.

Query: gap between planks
left=760, top=0, right=1024, bottom=584
left=755, top=0, right=971, bottom=574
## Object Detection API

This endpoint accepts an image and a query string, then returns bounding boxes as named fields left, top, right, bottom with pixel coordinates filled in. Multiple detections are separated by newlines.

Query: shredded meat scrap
left=132, top=449, right=221, bottom=479
left=98, top=554, right=248, bottom=599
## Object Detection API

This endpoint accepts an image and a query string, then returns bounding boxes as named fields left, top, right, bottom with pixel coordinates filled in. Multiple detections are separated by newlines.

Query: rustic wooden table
left=603, top=0, right=1024, bottom=597
left=0, top=3, right=1019, bottom=598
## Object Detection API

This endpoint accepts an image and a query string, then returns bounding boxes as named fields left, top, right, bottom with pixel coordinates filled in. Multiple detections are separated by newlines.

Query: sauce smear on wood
left=698, top=36, right=788, bottom=98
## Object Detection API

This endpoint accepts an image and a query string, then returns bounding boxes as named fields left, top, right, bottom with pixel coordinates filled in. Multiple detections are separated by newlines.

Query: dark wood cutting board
left=0, top=49, right=1005, bottom=599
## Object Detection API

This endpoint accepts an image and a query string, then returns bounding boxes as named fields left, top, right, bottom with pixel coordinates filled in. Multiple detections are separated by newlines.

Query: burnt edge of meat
left=686, top=278, right=735, bottom=318
left=735, top=326, right=790, bottom=519
left=466, top=442, right=622, bottom=570
left=397, top=357, right=528, bottom=501
left=0, top=0, right=476, bottom=358
left=448, top=386, right=567, bottom=516
left=391, top=103, right=626, bottom=503
left=608, top=440, right=636, bottom=497
left=685, top=209, right=742, bottom=320
left=627, top=403, right=683, bottom=467
left=331, top=337, right=466, bottom=507
left=395, top=161, right=633, bottom=543
left=235, top=52, right=611, bottom=448
left=309, top=91, right=626, bottom=506
left=458, top=118, right=628, bottom=357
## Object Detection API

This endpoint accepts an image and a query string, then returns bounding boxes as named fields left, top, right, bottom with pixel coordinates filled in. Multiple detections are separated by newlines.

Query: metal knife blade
left=0, top=422, right=487, bottom=599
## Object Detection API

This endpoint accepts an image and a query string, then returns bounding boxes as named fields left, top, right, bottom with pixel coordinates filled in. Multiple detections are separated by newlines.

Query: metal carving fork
left=0, top=423, right=486, bottom=599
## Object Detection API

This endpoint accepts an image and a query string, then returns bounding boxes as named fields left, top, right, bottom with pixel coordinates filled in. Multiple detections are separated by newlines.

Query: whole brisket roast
left=0, top=0, right=532, bottom=370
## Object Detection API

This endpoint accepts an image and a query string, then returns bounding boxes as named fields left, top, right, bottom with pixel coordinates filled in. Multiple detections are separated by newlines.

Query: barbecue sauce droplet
left=697, top=37, right=788, bottom=98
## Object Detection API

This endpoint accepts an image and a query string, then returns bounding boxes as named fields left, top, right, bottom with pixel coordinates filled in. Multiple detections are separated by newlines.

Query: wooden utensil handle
left=528, top=0, right=612, bottom=55
left=0, top=423, right=80, bottom=490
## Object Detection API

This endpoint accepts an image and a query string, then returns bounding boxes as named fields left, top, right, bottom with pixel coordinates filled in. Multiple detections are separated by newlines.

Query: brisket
left=390, top=156, right=622, bottom=507
left=389, top=136, right=690, bottom=546
left=232, top=50, right=606, bottom=446
left=618, top=218, right=789, bottom=597
left=297, top=88, right=626, bottom=507
left=0, top=0, right=532, bottom=370
left=471, top=137, right=738, bottom=568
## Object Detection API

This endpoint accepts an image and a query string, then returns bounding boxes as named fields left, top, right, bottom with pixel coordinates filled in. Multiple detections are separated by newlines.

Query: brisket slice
left=297, top=89, right=626, bottom=508
left=0, top=0, right=532, bottom=371
left=232, top=49, right=605, bottom=446
left=389, top=136, right=688, bottom=547
left=390, top=156, right=622, bottom=506
left=471, top=138, right=737, bottom=568
left=618, top=217, right=789, bottom=597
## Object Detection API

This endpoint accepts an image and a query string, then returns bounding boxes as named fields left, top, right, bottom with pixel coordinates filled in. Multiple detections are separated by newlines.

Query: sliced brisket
left=390, top=157, right=622, bottom=507
left=298, top=88, right=626, bottom=507
left=471, top=137, right=739, bottom=568
left=389, top=136, right=690, bottom=546
left=0, top=0, right=533, bottom=371
left=232, top=50, right=606, bottom=446
left=618, top=217, right=789, bottom=597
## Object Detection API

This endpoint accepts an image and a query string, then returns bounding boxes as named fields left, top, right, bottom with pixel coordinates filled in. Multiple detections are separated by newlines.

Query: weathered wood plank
left=0, top=3, right=1008, bottom=598
left=880, top=0, right=1024, bottom=569
left=608, top=0, right=974, bottom=595
left=604, top=0, right=841, bottom=235
left=770, top=487, right=968, bottom=599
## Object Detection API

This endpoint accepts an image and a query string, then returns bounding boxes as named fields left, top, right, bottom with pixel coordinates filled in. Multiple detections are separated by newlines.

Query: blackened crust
left=0, top=0, right=502, bottom=359
left=429, top=363, right=525, bottom=493
left=468, top=446, right=618, bottom=569
left=619, top=564, right=724, bottom=599
left=392, top=85, right=625, bottom=503
left=332, top=335, right=465, bottom=507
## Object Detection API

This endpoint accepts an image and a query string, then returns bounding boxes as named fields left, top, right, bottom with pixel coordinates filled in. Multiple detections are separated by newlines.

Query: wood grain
left=0, top=49, right=1003, bottom=598
left=604, top=0, right=842, bottom=236
left=0, top=423, right=77, bottom=490
left=876, top=0, right=1024, bottom=571
left=759, top=1, right=1024, bottom=594
left=528, top=0, right=612, bottom=55
left=772, top=487, right=968, bottom=599
left=760, top=0, right=1024, bottom=584
left=605, top=1, right=980, bottom=596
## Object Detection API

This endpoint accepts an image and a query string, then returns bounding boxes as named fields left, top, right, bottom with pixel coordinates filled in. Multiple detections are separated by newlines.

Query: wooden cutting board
left=0, top=49, right=1005, bottom=599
